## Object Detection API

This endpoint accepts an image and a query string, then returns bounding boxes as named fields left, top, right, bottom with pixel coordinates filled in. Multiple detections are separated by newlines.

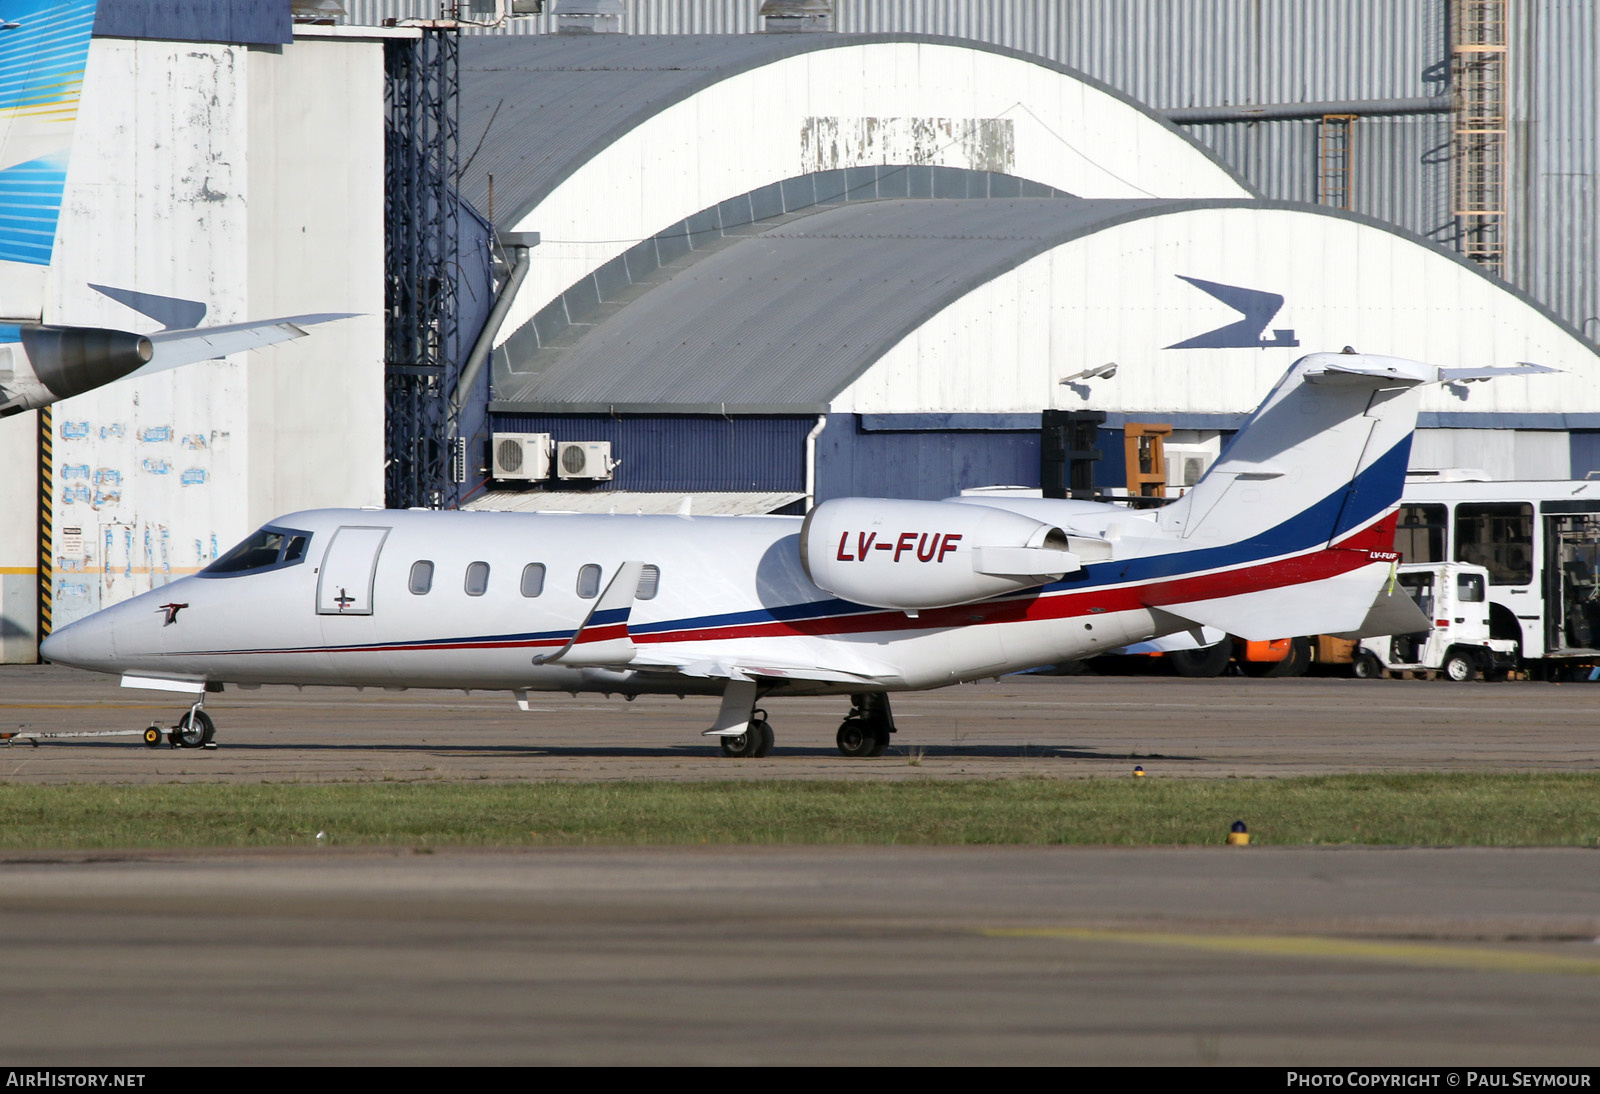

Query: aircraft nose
left=38, top=613, right=117, bottom=671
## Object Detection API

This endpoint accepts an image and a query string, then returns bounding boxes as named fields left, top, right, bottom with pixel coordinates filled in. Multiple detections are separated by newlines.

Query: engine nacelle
left=0, top=326, right=154, bottom=416
left=799, top=497, right=1080, bottom=611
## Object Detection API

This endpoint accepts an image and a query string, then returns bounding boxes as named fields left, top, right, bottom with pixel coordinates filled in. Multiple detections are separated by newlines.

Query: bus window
left=1395, top=503, right=1447, bottom=564
left=1455, top=503, right=1533, bottom=585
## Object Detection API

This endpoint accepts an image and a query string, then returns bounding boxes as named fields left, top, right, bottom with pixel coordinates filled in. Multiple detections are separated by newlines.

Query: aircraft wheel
left=1351, top=652, right=1383, bottom=680
left=1442, top=652, right=1477, bottom=682
left=748, top=713, right=774, bottom=754
left=837, top=718, right=889, bottom=758
left=170, top=709, right=215, bottom=749
left=719, top=726, right=761, bottom=758
left=1168, top=642, right=1232, bottom=678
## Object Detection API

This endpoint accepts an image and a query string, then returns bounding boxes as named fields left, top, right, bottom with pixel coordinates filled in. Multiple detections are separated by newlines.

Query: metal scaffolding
left=1452, top=0, right=1507, bottom=276
left=384, top=28, right=462, bottom=510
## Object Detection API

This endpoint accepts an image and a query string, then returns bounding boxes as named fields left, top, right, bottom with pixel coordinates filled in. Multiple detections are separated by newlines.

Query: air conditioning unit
left=1164, top=443, right=1213, bottom=489
left=491, top=432, right=552, bottom=481
left=556, top=440, right=615, bottom=481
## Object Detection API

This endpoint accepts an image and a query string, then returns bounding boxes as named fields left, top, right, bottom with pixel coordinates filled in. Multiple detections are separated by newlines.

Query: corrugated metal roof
left=494, top=196, right=1168, bottom=409
left=463, top=490, right=803, bottom=514
left=494, top=192, right=1599, bottom=414
left=458, top=32, right=1241, bottom=225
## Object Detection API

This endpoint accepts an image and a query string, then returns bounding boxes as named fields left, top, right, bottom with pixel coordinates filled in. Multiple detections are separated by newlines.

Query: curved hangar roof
left=492, top=197, right=1600, bottom=425
left=460, top=33, right=1254, bottom=354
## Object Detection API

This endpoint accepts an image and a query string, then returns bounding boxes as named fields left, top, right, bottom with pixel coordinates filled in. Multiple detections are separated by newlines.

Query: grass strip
left=3, top=774, right=1600, bottom=850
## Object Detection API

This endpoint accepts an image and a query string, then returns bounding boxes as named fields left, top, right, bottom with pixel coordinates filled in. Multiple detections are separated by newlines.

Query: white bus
left=1398, top=472, right=1600, bottom=673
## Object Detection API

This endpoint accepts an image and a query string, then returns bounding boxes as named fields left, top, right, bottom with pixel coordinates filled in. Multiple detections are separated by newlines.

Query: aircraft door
left=316, top=526, right=390, bottom=615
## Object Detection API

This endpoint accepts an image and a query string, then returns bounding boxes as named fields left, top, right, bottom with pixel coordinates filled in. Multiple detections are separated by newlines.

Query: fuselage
left=40, top=490, right=1395, bottom=700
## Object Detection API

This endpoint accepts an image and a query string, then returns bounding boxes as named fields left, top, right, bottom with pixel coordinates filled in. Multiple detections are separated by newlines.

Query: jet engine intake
left=799, top=498, right=1079, bottom=610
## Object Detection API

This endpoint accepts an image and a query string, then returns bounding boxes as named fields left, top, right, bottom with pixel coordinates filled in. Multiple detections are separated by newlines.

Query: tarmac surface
left=3, top=663, right=1598, bottom=782
left=4, top=664, right=1600, bottom=1065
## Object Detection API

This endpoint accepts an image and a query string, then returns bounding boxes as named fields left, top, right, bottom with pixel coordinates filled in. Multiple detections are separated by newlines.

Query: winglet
left=533, top=560, right=643, bottom=667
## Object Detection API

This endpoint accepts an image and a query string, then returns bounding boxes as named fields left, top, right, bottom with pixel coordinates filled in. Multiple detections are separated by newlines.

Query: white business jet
left=39, top=351, right=1547, bottom=756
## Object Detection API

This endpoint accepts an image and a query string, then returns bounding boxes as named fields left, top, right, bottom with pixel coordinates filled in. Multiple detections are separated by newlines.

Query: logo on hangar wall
left=1166, top=275, right=1300, bottom=349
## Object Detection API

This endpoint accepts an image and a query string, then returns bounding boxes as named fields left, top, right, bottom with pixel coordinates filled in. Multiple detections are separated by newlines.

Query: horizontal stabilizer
left=137, top=313, right=358, bottom=377
left=1439, top=362, right=1561, bottom=383
left=1326, top=573, right=1433, bottom=640
left=1158, top=563, right=1391, bottom=641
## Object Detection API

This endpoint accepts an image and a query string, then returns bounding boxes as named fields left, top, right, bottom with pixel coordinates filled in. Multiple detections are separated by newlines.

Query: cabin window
left=1457, top=572, right=1486, bottom=603
left=576, top=564, right=602, bottom=599
left=198, top=526, right=314, bottom=579
left=409, top=561, right=434, bottom=595
left=465, top=561, right=490, bottom=596
left=1455, top=502, right=1534, bottom=585
left=520, top=563, right=546, bottom=598
left=637, top=564, right=660, bottom=600
left=1395, top=504, right=1447, bottom=564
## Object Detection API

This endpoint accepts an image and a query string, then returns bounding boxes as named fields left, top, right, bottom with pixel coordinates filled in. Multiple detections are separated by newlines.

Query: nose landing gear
left=146, top=701, right=217, bottom=749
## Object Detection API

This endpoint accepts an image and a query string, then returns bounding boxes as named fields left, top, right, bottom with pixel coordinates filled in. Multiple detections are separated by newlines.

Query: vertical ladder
left=1318, top=114, right=1356, bottom=210
left=1452, top=0, right=1508, bottom=276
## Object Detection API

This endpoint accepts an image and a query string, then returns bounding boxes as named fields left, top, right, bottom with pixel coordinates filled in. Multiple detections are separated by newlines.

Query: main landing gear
left=837, top=692, right=894, bottom=758
left=719, top=708, right=774, bottom=758
left=145, top=701, right=216, bottom=749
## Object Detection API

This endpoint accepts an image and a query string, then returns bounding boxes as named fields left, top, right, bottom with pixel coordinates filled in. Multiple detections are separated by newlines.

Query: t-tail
left=1144, top=351, right=1555, bottom=641
left=0, top=0, right=351, bottom=418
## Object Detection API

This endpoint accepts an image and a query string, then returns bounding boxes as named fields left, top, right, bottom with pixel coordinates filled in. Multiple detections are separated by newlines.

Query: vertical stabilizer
left=0, top=1, right=96, bottom=322
left=1156, top=352, right=1432, bottom=556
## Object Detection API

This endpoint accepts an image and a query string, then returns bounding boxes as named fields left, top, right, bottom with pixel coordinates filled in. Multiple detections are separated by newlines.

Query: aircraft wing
left=136, top=313, right=358, bottom=377
left=627, top=652, right=893, bottom=686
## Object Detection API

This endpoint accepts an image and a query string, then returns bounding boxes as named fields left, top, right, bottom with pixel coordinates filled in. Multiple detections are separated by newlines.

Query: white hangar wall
left=833, top=205, right=1600, bottom=425
left=496, top=40, right=1252, bottom=352
left=28, top=32, right=386, bottom=642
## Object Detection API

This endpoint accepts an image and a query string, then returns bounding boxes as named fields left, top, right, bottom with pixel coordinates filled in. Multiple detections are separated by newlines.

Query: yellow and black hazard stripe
left=37, top=405, right=52, bottom=640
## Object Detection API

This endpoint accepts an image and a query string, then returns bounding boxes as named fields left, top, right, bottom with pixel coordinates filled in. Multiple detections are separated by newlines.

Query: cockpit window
left=198, top=526, right=314, bottom=578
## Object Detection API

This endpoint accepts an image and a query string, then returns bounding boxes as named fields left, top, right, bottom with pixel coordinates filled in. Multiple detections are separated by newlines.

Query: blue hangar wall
left=483, top=412, right=1131, bottom=503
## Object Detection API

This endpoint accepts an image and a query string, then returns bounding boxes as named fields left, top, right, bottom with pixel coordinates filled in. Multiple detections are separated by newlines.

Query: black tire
left=751, top=719, right=774, bottom=758
left=719, top=726, right=761, bottom=757
left=1242, top=637, right=1312, bottom=678
left=143, top=726, right=163, bottom=748
left=836, top=717, right=889, bottom=758
left=1351, top=652, right=1383, bottom=680
left=1442, top=651, right=1477, bottom=683
left=1168, top=642, right=1233, bottom=678
left=170, top=709, right=214, bottom=748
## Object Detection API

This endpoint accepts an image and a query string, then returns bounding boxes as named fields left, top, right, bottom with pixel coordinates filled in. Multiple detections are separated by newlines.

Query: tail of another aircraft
left=0, top=0, right=96, bottom=322
left=0, top=0, right=353, bottom=417
left=1147, top=351, right=1551, bottom=639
